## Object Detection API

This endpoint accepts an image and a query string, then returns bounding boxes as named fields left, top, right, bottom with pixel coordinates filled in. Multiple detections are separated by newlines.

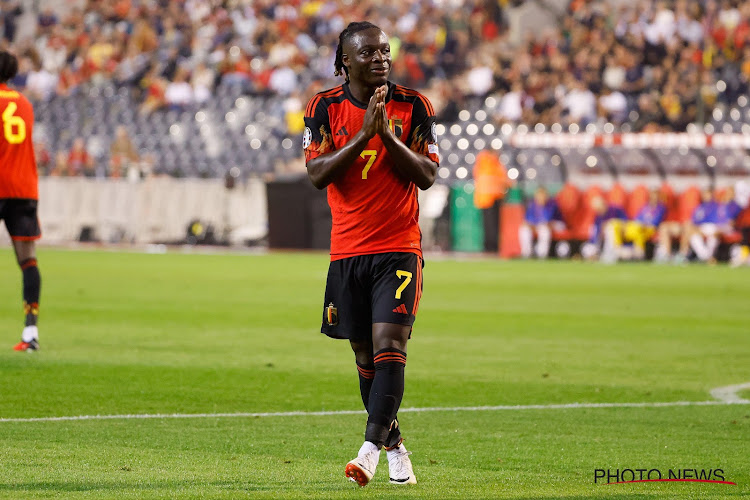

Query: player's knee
left=372, top=323, right=410, bottom=352
left=350, top=340, right=373, bottom=365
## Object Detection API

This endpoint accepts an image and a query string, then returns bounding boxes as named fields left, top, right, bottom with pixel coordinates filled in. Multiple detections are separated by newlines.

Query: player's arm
left=306, top=90, right=383, bottom=190
left=378, top=93, right=438, bottom=191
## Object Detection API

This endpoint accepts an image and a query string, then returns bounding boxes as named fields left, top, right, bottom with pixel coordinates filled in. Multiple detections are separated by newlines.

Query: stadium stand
left=2, top=0, right=745, bottom=180
left=1, top=0, right=748, bottom=261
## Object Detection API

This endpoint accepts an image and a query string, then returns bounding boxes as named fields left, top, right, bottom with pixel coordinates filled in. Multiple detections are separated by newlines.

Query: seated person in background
left=623, top=189, right=666, bottom=260
left=731, top=181, right=750, bottom=267
left=519, top=187, right=563, bottom=259
left=686, top=189, right=721, bottom=263
left=715, top=187, right=742, bottom=235
left=582, top=196, right=627, bottom=262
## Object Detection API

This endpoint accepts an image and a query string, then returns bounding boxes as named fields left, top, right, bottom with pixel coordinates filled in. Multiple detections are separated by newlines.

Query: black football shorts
left=0, top=198, right=41, bottom=241
left=321, top=252, right=423, bottom=340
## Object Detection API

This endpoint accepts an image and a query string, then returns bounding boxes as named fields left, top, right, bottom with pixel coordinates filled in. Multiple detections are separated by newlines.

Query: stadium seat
left=607, top=183, right=627, bottom=208
left=626, top=184, right=649, bottom=219
left=677, top=186, right=701, bottom=223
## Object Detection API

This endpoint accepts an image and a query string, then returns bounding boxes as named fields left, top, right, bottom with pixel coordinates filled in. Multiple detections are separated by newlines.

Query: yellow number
left=2, top=102, right=26, bottom=145
left=360, top=150, right=376, bottom=179
left=395, top=270, right=413, bottom=299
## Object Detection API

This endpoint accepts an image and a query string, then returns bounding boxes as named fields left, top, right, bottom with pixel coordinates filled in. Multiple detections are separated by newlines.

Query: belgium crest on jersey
left=325, top=302, right=338, bottom=326
left=389, top=118, right=403, bottom=138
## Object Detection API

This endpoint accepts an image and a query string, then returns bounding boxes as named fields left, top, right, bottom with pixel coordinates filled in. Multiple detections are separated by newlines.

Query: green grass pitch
left=1, top=248, right=749, bottom=499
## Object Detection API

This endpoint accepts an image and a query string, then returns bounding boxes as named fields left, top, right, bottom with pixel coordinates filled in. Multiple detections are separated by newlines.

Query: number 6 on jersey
left=2, top=102, right=26, bottom=144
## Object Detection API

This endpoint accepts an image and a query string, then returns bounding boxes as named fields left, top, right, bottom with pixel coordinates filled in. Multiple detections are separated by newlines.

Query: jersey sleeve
left=405, top=94, right=440, bottom=165
left=303, top=95, right=335, bottom=163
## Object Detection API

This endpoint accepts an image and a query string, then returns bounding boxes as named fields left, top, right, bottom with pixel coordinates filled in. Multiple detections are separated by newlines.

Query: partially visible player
left=518, top=187, right=561, bottom=259
left=0, top=51, right=42, bottom=351
left=304, top=22, right=438, bottom=487
left=622, top=189, right=666, bottom=260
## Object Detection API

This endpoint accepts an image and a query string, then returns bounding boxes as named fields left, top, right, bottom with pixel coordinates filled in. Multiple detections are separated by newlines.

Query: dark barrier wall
left=266, top=177, right=332, bottom=249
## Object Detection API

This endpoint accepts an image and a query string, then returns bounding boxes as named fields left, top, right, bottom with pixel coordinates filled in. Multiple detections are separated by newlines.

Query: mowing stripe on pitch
left=1, top=399, right=748, bottom=424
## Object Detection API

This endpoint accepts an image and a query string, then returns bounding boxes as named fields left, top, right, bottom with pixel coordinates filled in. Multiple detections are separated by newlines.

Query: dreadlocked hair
left=334, top=21, right=381, bottom=81
left=0, top=51, right=18, bottom=84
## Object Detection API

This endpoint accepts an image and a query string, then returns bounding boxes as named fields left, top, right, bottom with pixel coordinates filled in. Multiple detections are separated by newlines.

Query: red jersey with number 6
left=304, top=81, right=439, bottom=261
left=0, top=84, right=37, bottom=200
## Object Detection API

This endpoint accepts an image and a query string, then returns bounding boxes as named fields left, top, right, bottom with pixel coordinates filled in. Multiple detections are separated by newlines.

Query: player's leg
left=350, top=338, right=375, bottom=412
left=371, top=322, right=416, bottom=484
left=13, top=240, right=41, bottom=350
left=328, top=257, right=382, bottom=486
left=5, top=200, right=42, bottom=351
left=370, top=253, right=421, bottom=484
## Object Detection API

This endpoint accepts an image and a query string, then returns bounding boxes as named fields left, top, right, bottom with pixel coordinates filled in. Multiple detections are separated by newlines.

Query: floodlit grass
left=1, top=248, right=748, bottom=499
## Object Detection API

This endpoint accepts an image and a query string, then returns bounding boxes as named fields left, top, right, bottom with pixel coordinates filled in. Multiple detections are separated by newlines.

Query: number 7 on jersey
left=360, top=150, right=376, bottom=179
left=395, top=270, right=412, bottom=299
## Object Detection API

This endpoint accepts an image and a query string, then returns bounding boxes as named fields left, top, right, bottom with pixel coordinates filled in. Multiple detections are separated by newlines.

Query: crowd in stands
left=4, top=0, right=748, bottom=132
left=518, top=181, right=750, bottom=266
left=491, top=0, right=750, bottom=131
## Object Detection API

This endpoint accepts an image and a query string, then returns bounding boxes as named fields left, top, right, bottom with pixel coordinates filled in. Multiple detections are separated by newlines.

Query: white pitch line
left=710, top=382, right=750, bottom=404
left=1, top=399, right=748, bottom=424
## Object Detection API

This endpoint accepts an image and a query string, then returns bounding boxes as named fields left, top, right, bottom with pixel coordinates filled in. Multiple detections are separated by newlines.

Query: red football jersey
left=304, top=82, right=440, bottom=261
left=0, top=84, right=37, bottom=199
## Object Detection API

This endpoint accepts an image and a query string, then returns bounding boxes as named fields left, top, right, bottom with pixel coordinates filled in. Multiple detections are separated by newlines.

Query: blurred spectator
left=268, top=63, right=298, bottom=96
left=191, top=62, right=215, bottom=104
left=68, top=138, right=95, bottom=177
left=114, top=45, right=150, bottom=88
left=283, top=91, right=305, bottom=136
left=563, top=78, right=596, bottom=126
left=25, top=60, right=57, bottom=101
left=139, top=67, right=167, bottom=115
left=1, top=0, right=22, bottom=42
left=473, top=150, right=512, bottom=253
left=49, top=150, right=71, bottom=177
left=36, top=6, right=57, bottom=36
left=34, top=140, right=51, bottom=176
left=164, top=67, right=194, bottom=110
left=598, top=87, right=628, bottom=124
left=496, top=81, right=524, bottom=123
left=109, top=126, right=139, bottom=179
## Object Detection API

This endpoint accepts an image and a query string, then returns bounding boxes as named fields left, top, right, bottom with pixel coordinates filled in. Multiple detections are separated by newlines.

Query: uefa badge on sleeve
left=325, top=302, right=338, bottom=326
left=303, top=127, right=312, bottom=150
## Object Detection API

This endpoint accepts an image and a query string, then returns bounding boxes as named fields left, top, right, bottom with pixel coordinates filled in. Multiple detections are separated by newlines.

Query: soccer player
left=623, top=189, right=666, bottom=260
left=0, top=51, right=42, bottom=351
left=518, top=187, right=561, bottom=259
left=304, top=22, right=438, bottom=487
